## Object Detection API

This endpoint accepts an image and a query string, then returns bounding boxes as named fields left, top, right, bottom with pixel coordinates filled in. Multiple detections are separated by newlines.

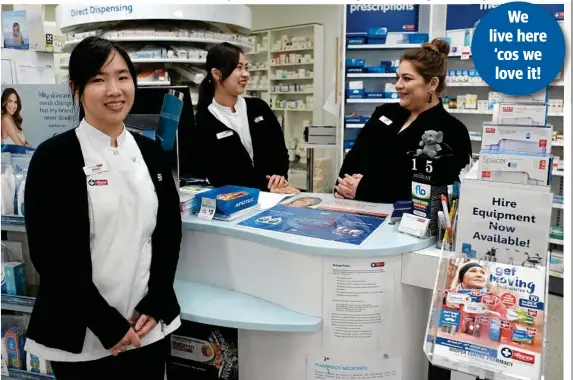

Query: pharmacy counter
left=175, top=198, right=436, bottom=380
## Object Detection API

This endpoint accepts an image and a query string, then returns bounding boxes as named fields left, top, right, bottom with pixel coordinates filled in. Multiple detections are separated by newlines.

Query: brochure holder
left=424, top=179, right=552, bottom=380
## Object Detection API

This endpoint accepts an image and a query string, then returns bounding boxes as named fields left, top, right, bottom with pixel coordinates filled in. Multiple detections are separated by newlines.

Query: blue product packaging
left=379, top=61, right=392, bottom=69
left=407, top=33, right=429, bottom=44
left=489, top=319, right=501, bottom=341
left=157, top=90, right=184, bottom=151
left=346, top=89, right=365, bottom=99
left=193, top=185, right=259, bottom=218
left=367, top=27, right=388, bottom=38
left=384, top=92, right=399, bottom=99
left=1, top=263, right=27, bottom=296
left=367, top=66, right=387, bottom=73
left=365, top=92, right=385, bottom=99
left=345, top=58, right=366, bottom=67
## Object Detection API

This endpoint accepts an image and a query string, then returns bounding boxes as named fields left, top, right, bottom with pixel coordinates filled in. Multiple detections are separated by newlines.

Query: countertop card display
left=167, top=320, right=238, bottom=380
left=431, top=258, right=546, bottom=380
left=238, top=204, right=384, bottom=245
left=306, top=352, right=401, bottom=380
left=455, top=180, right=553, bottom=266
left=323, top=258, right=395, bottom=349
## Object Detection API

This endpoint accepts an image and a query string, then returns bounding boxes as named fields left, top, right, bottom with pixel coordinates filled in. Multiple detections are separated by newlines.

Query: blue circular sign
left=471, top=1, right=565, bottom=96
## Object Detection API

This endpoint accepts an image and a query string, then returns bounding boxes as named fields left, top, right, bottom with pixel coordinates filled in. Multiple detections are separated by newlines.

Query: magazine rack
left=424, top=240, right=550, bottom=380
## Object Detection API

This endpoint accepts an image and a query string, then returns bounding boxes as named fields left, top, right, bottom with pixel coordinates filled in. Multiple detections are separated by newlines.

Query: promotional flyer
left=432, top=258, right=546, bottom=379
left=238, top=204, right=385, bottom=245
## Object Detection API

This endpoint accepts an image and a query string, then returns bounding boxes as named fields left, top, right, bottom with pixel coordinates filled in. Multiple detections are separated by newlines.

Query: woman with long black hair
left=23, top=36, right=182, bottom=379
left=195, top=42, right=298, bottom=194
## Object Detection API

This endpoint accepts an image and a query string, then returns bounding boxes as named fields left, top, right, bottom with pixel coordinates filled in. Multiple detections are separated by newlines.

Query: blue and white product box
left=481, top=123, right=553, bottom=154
left=492, top=103, right=548, bottom=126
left=180, top=186, right=211, bottom=216
left=479, top=152, right=553, bottom=186
left=193, top=185, right=259, bottom=218
left=411, top=181, right=446, bottom=236
left=1, top=262, right=27, bottom=296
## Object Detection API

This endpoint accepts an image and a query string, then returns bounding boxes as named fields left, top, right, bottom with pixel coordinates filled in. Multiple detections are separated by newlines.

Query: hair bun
left=422, top=38, right=450, bottom=56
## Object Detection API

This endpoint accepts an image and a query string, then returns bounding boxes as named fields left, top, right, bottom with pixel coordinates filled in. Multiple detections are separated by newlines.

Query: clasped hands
left=266, top=175, right=300, bottom=194
left=335, top=174, right=363, bottom=200
left=109, top=314, right=157, bottom=356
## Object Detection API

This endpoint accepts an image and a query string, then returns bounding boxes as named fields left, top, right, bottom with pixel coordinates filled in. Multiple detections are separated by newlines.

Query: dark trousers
left=51, top=337, right=170, bottom=380
left=428, top=362, right=451, bottom=380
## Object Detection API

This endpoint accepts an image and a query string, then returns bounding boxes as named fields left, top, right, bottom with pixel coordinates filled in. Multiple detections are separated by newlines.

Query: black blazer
left=339, top=102, right=472, bottom=203
left=195, top=97, right=289, bottom=191
left=24, top=128, right=182, bottom=354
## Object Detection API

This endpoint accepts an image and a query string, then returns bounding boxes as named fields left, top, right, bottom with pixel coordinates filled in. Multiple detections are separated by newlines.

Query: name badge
left=83, top=163, right=109, bottom=176
left=254, top=116, right=264, bottom=123
left=88, top=179, right=109, bottom=187
left=379, top=115, right=392, bottom=125
left=217, top=130, right=234, bottom=140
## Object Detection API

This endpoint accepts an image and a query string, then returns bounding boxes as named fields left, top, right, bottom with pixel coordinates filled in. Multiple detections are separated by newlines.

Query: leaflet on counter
left=431, top=258, right=545, bottom=380
left=238, top=204, right=384, bottom=245
left=281, top=194, right=391, bottom=218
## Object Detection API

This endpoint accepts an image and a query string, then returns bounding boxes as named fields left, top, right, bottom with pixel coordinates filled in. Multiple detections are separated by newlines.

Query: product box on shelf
left=432, top=258, right=546, bottom=380
left=492, top=103, right=548, bottom=126
left=192, top=185, right=260, bottom=219
left=481, top=123, right=553, bottom=154
left=479, top=152, right=553, bottom=186
left=549, top=252, right=564, bottom=277
left=346, top=89, right=365, bottom=99
left=496, top=88, right=549, bottom=104
left=5, top=328, right=25, bottom=370
left=346, top=33, right=367, bottom=45
left=1, top=263, right=27, bottom=296
left=26, top=353, right=54, bottom=376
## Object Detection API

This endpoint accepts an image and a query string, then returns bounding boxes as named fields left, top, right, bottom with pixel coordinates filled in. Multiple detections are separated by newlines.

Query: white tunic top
left=208, top=96, right=254, bottom=162
left=25, top=120, right=181, bottom=362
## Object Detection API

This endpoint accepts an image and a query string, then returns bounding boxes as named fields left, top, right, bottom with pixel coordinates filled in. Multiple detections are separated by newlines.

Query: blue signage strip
left=346, top=4, right=419, bottom=33
left=446, top=4, right=564, bottom=30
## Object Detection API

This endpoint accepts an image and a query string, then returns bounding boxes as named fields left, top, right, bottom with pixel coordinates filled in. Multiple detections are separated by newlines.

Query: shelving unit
left=56, top=4, right=253, bottom=96
left=246, top=24, right=326, bottom=192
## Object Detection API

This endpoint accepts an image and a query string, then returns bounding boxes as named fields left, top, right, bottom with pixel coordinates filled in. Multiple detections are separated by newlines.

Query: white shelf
left=299, top=143, right=338, bottom=149
left=347, top=43, right=420, bottom=50
left=271, top=91, right=314, bottom=95
left=65, top=36, right=251, bottom=51
left=446, top=108, right=564, bottom=117
left=137, top=80, right=171, bottom=86
left=553, top=203, right=564, bottom=209
left=249, top=67, right=269, bottom=71
left=271, top=62, right=314, bottom=67
left=470, top=135, right=482, bottom=142
left=446, top=81, right=565, bottom=87
left=346, top=73, right=395, bottom=78
left=271, top=47, right=314, bottom=53
left=271, top=108, right=313, bottom=112
left=247, top=88, right=269, bottom=91
left=346, top=98, right=400, bottom=104
left=346, top=124, right=365, bottom=129
left=247, top=50, right=268, bottom=55
left=271, top=77, right=314, bottom=81
left=552, top=170, right=564, bottom=177
left=132, top=58, right=206, bottom=64
left=550, top=271, right=563, bottom=279
left=549, top=238, right=564, bottom=245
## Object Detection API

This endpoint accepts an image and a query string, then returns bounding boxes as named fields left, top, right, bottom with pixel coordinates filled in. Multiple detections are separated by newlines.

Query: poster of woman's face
left=1, top=87, right=27, bottom=147
left=2, top=10, right=29, bottom=50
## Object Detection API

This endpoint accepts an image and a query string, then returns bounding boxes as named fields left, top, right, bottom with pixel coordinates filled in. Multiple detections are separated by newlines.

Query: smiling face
left=395, top=60, right=437, bottom=111
left=79, top=50, right=135, bottom=128
left=462, top=266, right=487, bottom=289
left=214, top=53, right=249, bottom=97
left=6, top=94, right=18, bottom=115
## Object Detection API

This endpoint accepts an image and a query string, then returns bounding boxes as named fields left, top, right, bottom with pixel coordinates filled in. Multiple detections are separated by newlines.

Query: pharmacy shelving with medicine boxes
left=55, top=4, right=253, bottom=107
left=246, top=24, right=329, bottom=192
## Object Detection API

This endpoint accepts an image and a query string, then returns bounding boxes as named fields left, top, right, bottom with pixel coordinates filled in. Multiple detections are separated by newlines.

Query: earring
left=427, top=90, right=434, bottom=103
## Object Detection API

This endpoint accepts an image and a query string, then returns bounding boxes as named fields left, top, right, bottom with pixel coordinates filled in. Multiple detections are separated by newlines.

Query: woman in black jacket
left=23, top=36, right=181, bottom=379
left=195, top=43, right=298, bottom=194
left=336, top=39, right=471, bottom=203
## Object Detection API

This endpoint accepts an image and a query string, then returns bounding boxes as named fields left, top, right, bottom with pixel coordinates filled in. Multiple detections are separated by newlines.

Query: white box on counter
left=481, top=123, right=553, bottom=154
left=479, top=151, right=553, bottom=186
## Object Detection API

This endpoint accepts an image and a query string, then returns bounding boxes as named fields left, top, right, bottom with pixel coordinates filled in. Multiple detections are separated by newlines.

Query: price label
left=198, top=197, right=216, bottom=220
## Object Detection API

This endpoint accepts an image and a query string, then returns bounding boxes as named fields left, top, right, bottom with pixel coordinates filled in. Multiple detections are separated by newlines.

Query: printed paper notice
left=323, top=258, right=394, bottom=349
left=307, top=353, right=401, bottom=380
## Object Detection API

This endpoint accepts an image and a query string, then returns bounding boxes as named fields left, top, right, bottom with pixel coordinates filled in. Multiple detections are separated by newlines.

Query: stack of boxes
left=477, top=88, right=553, bottom=187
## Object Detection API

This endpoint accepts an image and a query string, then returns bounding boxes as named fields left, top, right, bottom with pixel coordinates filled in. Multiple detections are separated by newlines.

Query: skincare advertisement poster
left=1, top=84, right=76, bottom=152
left=454, top=180, right=553, bottom=266
left=432, top=258, right=545, bottom=380
left=238, top=204, right=384, bottom=245
left=2, top=11, right=30, bottom=50
left=168, top=320, right=238, bottom=380
left=282, top=194, right=392, bottom=219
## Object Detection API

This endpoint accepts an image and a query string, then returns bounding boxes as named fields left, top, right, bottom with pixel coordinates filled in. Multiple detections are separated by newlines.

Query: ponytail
left=197, top=73, right=215, bottom=110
